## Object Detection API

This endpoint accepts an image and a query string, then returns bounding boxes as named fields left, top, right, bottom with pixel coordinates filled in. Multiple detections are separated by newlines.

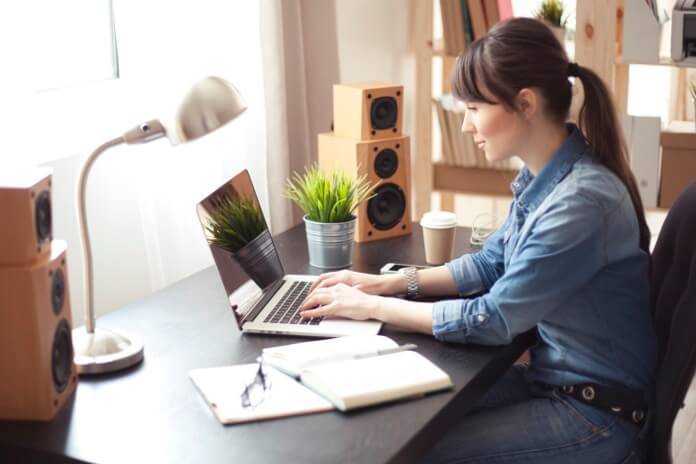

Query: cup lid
left=420, top=211, right=457, bottom=229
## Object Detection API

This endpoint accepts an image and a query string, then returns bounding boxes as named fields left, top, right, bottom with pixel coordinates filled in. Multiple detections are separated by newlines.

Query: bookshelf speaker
left=0, top=240, right=77, bottom=421
left=332, top=82, right=403, bottom=141
left=0, top=167, right=53, bottom=266
left=318, top=132, right=411, bottom=242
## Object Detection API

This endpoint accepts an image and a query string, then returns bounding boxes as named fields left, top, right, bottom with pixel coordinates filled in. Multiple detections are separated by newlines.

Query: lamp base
left=72, top=326, right=144, bottom=375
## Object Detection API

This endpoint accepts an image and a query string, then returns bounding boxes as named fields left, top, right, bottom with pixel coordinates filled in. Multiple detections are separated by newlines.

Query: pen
left=353, top=343, right=418, bottom=360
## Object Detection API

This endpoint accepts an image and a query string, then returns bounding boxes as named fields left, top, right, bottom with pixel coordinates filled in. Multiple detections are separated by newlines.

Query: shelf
left=433, top=163, right=517, bottom=197
left=429, top=38, right=458, bottom=58
left=617, top=55, right=696, bottom=67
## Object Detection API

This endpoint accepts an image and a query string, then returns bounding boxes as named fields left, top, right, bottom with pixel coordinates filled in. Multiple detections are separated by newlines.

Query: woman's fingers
left=313, top=277, right=343, bottom=291
left=300, top=288, right=335, bottom=311
left=300, top=302, right=335, bottom=319
left=309, top=272, right=339, bottom=292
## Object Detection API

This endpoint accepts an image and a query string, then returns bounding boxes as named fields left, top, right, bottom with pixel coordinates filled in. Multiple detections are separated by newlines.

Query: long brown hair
left=452, top=17, right=650, bottom=252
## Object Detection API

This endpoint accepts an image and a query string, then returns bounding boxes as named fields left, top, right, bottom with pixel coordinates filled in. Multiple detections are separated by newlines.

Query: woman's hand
left=308, top=270, right=403, bottom=295
left=300, top=283, right=381, bottom=321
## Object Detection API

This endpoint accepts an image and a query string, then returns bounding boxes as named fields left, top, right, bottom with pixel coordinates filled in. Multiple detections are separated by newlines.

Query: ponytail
left=574, top=65, right=651, bottom=253
left=452, top=17, right=651, bottom=253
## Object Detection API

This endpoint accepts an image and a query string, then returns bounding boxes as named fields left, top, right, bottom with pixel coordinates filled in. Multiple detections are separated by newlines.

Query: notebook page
left=190, top=364, right=333, bottom=424
left=262, top=335, right=398, bottom=377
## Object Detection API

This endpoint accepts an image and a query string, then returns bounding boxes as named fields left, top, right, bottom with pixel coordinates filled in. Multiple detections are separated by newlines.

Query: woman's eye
left=466, top=106, right=477, bottom=112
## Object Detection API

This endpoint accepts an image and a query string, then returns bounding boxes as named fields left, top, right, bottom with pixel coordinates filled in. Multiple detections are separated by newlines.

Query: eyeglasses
left=240, top=357, right=272, bottom=408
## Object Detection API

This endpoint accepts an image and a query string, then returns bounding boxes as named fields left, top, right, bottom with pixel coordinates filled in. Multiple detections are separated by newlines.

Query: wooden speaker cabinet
left=332, top=82, right=403, bottom=141
left=0, top=240, right=77, bottom=421
left=318, top=132, right=411, bottom=242
left=0, top=167, right=53, bottom=266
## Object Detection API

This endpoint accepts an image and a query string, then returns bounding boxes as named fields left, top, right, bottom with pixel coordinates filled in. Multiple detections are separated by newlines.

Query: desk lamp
left=72, top=76, right=247, bottom=374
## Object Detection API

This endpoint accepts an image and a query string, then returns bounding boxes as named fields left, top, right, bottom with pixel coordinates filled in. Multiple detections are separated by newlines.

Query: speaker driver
left=370, top=97, right=397, bottom=130
left=367, top=183, right=406, bottom=230
left=51, top=268, right=65, bottom=315
left=35, top=190, right=52, bottom=242
left=374, top=149, right=398, bottom=179
left=52, top=319, right=73, bottom=393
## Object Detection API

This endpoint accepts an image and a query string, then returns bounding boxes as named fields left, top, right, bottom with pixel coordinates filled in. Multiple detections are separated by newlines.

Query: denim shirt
left=432, top=125, right=657, bottom=392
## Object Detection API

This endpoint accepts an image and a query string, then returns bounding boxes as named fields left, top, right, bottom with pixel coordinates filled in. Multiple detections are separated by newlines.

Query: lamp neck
left=76, top=136, right=126, bottom=333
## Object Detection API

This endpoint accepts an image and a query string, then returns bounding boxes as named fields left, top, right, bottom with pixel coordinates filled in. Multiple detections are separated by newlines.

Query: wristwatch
left=400, top=267, right=420, bottom=300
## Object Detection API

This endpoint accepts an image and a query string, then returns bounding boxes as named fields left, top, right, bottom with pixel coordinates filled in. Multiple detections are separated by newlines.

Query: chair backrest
left=649, top=182, right=696, bottom=464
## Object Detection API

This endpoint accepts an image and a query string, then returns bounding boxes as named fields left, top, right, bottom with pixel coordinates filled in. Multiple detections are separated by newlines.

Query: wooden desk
left=0, top=224, right=533, bottom=464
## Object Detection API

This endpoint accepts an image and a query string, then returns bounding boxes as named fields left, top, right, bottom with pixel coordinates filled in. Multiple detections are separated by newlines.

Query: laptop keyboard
left=263, top=281, right=323, bottom=325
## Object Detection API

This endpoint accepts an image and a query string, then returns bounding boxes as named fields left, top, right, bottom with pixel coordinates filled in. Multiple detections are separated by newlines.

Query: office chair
left=647, top=181, right=696, bottom=464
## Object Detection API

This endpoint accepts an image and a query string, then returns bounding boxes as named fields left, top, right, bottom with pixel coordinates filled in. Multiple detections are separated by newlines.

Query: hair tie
left=567, top=62, right=580, bottom=77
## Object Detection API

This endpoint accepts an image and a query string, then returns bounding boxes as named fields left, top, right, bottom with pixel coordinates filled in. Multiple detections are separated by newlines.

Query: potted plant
left=535, top=0, right=567, bottom=45
left=204, top=192, right=283, bottom=288
left=285, top=165, right=377, bottom=269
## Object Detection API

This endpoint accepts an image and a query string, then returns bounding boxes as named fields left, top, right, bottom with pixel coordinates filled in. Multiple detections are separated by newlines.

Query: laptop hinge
left=242, top=278, right=286, bottom=325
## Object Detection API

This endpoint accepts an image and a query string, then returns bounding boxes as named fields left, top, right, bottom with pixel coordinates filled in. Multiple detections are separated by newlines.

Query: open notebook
left=190, top=335, right=453, bottom=424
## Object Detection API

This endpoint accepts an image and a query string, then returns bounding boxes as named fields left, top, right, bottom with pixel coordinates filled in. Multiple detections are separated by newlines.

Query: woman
left=300, top=17, right=656, bottom=463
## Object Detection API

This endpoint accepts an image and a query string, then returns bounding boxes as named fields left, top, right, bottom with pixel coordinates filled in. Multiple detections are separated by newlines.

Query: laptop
left=196, top=169, right=382, bottom=338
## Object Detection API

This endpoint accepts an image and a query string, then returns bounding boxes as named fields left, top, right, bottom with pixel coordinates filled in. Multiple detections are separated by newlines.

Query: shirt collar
left=510, top=124, right=588, bottom=213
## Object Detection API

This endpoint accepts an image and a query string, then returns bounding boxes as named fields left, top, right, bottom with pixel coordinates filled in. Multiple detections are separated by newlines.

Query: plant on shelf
left=205, top=193, right=266, bottom=254
left=284, top=165, right=378, bottom=269
left=535, top=0, right=567, bottom=44
left=535, top=0, right=566, bottom=27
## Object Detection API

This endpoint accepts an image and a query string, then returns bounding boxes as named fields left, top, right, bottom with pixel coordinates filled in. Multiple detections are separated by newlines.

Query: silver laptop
left=196, top=169, right=382, bottom=338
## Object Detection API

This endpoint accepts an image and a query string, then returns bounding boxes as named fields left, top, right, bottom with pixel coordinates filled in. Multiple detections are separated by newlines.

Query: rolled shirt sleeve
left=445, top=214, right=509, bottom=296
left=433, top=191, right=608, bottom=345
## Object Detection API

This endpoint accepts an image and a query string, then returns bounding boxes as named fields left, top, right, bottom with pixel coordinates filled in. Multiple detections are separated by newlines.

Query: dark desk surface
left=0, top=224, right=532, bottom=464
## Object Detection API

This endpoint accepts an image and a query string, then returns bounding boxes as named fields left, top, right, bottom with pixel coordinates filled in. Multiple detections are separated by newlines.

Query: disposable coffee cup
left=420, top=211, right=457, bottom=265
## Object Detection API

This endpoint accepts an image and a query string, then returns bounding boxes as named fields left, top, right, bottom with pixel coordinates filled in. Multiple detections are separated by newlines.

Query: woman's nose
left=462, top=111, right=475, bottom=133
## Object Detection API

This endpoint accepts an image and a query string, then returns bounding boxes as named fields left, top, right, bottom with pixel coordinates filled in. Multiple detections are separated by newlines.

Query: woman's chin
left=484, top=152, right=507, bottom=163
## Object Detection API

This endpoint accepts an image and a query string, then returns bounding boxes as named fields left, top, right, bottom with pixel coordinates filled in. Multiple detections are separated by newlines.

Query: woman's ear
left=515, top=88, right=537, bottom=119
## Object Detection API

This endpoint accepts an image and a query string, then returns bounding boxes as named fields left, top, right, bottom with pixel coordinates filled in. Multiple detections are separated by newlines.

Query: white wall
left=334, top=0, right=414, bottom=141
left=1, top=1, right=268, bottom=327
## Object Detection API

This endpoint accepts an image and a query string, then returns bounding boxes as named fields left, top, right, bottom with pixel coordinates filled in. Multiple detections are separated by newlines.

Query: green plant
left=205, top=194, right=266, bottom=253
left=284, top=165, right=378, bottom=223
left=535, top=0, right=567, bottom=28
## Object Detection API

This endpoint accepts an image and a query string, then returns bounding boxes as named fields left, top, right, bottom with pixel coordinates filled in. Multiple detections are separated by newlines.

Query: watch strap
left=401, top=267, right=420, bottom=299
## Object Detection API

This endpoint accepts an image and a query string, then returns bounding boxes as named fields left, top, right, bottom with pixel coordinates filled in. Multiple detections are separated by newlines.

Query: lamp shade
left=175, top=76, right=247, bottom=143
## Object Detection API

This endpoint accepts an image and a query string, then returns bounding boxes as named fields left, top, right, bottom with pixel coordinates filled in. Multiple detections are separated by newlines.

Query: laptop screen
left=196, top=169, right=285, bottom=325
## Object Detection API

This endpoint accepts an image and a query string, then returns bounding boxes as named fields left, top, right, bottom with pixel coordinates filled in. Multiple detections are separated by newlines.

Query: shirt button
left=517, top=200, right=525, bottom=208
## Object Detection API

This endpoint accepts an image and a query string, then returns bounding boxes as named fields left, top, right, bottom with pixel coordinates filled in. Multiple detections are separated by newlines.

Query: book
left=482, top=0, right=500, bottom=29
left=263, top=335, right=454, bottom=412
left=433, top=98, right=454, bottom=164
left=460, top=0, right=474, bottom=45
left=190, top=336, right=453, bottom=423
left=467, top=0, right=487, bottom=40
left=620, top=114, right=660, bottom=208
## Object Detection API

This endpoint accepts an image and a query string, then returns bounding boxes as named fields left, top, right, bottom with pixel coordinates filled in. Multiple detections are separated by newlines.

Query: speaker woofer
left=367, top=183, right=406, bottom=230
left=370, top=97, right=397, bottom=130
left=51, top=268, right=65, bottom=315
left=374, top=149, right=399, bottom=179
left=52, top=319, right=73, bottom=393
left=35, top=190, right=52, bottom=242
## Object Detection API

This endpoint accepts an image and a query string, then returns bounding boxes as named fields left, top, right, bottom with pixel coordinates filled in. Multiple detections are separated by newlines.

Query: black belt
left=540, top=382, right=648, bottom=427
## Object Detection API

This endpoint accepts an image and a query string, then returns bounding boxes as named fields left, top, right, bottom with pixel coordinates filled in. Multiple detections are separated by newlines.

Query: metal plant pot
left=303, top=216, right=356, bottom=269
left=233, top=229, right=284, bottom=288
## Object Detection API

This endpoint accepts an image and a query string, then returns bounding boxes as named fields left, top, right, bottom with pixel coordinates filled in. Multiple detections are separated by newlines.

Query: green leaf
left=282, top=164, right=379, bottom=223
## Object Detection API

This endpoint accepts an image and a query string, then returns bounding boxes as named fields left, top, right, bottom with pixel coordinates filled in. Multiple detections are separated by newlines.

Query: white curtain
left=259, top=0, right=341, bottom=233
